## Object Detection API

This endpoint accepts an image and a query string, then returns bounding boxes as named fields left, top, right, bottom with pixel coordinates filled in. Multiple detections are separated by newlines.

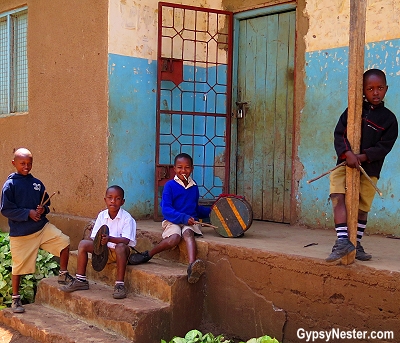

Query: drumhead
left=210, top=196, right=253, bottom=237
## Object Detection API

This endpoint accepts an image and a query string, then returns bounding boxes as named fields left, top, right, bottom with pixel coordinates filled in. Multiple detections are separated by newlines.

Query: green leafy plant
left=0, top=232, right=59, bottom=308
left=239, top=336, right=280, bottom=343
left=161, top=330, right=281, bottom=343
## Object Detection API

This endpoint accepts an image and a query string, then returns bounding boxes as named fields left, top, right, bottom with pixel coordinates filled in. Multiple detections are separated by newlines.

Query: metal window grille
left=0, top=8, right=28, bottom=115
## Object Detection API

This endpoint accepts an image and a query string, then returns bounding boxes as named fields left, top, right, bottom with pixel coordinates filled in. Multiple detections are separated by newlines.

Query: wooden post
left=342, top=0, right=367, bottom=265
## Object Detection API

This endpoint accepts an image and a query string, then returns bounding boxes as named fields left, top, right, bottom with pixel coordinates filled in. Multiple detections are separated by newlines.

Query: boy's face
left=104, top=187, right=125, bottom=215
left=12, top=155, right=33, bottom=176
left=174, top=157, right=194, bottom=182
left=363, top=74, right=388, bottom=106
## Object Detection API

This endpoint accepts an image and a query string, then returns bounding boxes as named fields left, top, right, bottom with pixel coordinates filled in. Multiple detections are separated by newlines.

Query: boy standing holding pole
left=326, top=69, right=398, bottom=262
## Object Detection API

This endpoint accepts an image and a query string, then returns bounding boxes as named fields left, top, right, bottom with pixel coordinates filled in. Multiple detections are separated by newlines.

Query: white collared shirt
left=174, top=175, right=196, bottom=189
left=90, top=208, right=136, bottom=248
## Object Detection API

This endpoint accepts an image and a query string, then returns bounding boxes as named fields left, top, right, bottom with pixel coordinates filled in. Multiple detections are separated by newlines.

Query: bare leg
left=182, top=230, right=196, bottom=264
left=149, top=234, right=181, bottom=257
left=115, top=243, right=131, bottom=282
left=12, top=275, right=21, bottom=295
left=331, top=193, right=347, bottom=224
left=358, top=210, right=368, bottom=222
left=76, top=240, right=93, bottom=276
left=59, top=245, right=70, bottom=271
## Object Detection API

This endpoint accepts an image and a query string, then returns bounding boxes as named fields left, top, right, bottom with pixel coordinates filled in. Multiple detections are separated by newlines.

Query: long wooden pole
left=342, top=0, right=367, bottom=265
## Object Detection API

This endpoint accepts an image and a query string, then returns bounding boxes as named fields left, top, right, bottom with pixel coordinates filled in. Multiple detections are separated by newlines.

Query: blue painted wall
left=108, top=54, right=227, bottom=217
left=299, top=39, right=400, bottom=234
left=108, top=53, right=156, bottom=218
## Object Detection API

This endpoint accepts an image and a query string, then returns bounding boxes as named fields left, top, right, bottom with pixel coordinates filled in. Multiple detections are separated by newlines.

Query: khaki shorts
left=107, top=246, right=134, bottom=264
left=161, top=220, right=202, bottom=239
left=10, top=222, right=70, bottom=275
left=329, top=165, right=378, bottom=212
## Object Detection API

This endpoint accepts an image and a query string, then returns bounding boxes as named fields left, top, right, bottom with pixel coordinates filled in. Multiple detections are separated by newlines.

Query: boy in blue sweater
left=129, top=153, right=210, bottom=283
left=1, top=148, right=71, bottom=313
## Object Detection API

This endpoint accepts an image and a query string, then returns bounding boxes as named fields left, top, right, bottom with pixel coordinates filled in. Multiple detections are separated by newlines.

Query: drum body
left=210, top=196, right=253, bottom=237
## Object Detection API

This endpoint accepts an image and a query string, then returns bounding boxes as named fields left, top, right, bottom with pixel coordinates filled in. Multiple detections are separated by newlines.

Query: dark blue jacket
left=1, top=173, right=50, bottom=237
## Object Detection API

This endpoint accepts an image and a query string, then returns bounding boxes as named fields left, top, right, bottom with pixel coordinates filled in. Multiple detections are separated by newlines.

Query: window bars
left=0, top=8, right=28, bottom=115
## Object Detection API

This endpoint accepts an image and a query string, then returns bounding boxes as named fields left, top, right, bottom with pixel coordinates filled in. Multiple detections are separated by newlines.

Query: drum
left=210, top=195, right=253, bottom=238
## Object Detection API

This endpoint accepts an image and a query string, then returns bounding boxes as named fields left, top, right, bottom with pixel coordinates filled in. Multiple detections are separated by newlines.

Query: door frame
left=230, top=4, right=297, bottom=221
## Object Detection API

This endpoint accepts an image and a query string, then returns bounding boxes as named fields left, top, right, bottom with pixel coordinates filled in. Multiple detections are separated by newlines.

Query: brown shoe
left=113, top=284, right=127, bottom=299
left=11, top=297, right=25, bottom=313
left=187, top=259, right=205, bottom=284
left=58, top=271, right=74, bottom=285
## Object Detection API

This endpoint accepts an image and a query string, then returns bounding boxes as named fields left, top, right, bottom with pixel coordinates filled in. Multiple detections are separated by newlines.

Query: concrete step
left=68, top=251, right=190, bottom=302
left=67, top=251, right=205, bottom=337
left=0, top=303, right=131, bottom=343
left=35, top=277, right=170, bottom=342
left=0, top=248, right=206, bottom=343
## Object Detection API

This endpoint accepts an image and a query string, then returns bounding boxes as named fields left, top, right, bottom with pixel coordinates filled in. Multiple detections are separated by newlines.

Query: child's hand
left=100, top=234, right=109, bottom=246
left=187, top=217, right=195, bottom=225
left=345, top=151, right=360, bottom=169
left=355, top=153, right=368, bottom=163
left=29, top=209, right=41, bottom=222
left=36, top=205, right=45, bottom=215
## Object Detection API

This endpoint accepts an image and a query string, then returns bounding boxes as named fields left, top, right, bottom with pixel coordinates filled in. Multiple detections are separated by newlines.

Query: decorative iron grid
left=155, top=2, right=233, bottom=219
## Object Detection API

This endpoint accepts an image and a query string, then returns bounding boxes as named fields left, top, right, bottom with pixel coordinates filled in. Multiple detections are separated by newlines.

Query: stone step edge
left=67, top=250, right=191, bottom=302
left=35, top=277, right=171, bottom=341
left=0, top=303, right=132, bottom=343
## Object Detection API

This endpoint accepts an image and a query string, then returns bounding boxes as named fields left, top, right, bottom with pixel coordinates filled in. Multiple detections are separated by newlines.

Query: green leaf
left=172, top=338, right=187, bottom=343
left=185, top=330, right=202, bottom=340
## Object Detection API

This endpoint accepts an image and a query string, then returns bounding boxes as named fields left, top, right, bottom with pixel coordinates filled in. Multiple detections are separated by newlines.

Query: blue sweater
left=161, top=179, right=211, bottom=225
left=1, top=173, right=50, bottom=237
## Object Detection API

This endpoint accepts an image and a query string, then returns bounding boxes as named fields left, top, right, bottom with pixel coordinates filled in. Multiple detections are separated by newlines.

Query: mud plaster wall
left=297, top=0, right=400, bottom=236
left=204, top=244, right=400, bottom=343
left=0, top=0, right=109, bottom=242
left=136, top=229, right=400, bottom=343
left=107, top=0, right=226, bottom=218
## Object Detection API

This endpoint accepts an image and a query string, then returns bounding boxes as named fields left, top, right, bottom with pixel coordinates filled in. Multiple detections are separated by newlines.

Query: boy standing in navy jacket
left=1, top=148, right=71, bottom=313
left=129, top=153, right=210, bottom=283
left=326, top=69, right=398, bottom=262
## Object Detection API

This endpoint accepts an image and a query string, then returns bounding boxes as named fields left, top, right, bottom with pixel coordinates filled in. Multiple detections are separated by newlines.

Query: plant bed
left=162, top=329, right=280, bottom=343
left=0, top=232, right=59, bottom=308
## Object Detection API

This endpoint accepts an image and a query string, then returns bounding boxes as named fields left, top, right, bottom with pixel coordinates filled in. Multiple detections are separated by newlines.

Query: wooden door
left=234, top=10, right=295, bottom=222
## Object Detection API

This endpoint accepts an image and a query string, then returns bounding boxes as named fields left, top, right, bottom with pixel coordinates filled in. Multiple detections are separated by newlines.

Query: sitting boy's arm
left=120, top=215, right=137, bottom=246
left=197, top=204, right=211, bottom=219
left=161, top=183, right=190, bottom=225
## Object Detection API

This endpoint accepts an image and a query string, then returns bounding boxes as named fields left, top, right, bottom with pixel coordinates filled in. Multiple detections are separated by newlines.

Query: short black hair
left=363, top=68, right=386, bottom=84
left=106, top=185, right=124, bottom=198
left=174, top=153, right=193, bottom=166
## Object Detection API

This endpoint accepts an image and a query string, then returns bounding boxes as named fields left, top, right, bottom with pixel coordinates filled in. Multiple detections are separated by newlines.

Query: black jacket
left=334, top=101, right=398, bottom=178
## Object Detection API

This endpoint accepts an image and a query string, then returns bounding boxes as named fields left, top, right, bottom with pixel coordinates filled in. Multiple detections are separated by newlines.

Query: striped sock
left=335, top=223, right=348, bottom=239
left=115, top=281, right=124, bottom=286
left=357, top=220, right=367, bottom=242
left=12, top=294, right=21, bottom=299
left=76, top=274, right=87, bottom=282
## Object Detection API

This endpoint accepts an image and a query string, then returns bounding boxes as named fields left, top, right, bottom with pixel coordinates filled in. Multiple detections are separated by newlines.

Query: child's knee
left=168, top=234, right=181, bottom=247
left=78, top=239, right=93, bottom=252
left=114, top=243, right=129, bottom=255
left=330, top=193, right=345, bottom=207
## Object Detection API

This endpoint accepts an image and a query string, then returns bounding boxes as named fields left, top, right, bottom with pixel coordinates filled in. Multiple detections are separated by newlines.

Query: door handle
left=235, top=101, right=248, bottom=118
